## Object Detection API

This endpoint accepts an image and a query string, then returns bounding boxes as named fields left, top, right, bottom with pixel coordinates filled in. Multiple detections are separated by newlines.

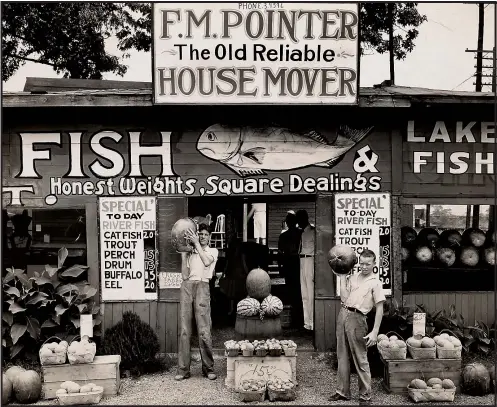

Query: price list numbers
left=143, top=230, right=158, bottom=293
left=378, top=226, right=391, bottom=289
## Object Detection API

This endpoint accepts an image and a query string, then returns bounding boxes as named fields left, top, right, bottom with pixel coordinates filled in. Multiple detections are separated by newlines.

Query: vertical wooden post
left=243, top=203, right=248, bottom=242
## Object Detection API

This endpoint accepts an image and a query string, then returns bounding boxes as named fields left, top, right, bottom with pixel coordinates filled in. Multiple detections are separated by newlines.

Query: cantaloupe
left=449, top=337, right=462, bottom=347
left=389, top=342, right=399, bottom=350
left=389, top=335, right=398, bottom=341
left=442, top=341, right=455, bottom=349
left=432, top=384, right=443, bottom=389
left=377, top=334, right=388, bottom=342
left=4, top=366, right=26, bottom=386
left=440, top=333, right=449, bottom=339
left=411, top=379, right=428, bottom=389
left=407, top=338, right=422, bottom=348
left=379, top=340, right=390, bottom=348
left=396, top=340, right=406, bottom=348
left=442, top=379, right=456, bottom=389
left=246, top=268, right=271, bottom=301
left=421, top=337, right=435, bottom=348
left=427, top=378, right=443, bottom=387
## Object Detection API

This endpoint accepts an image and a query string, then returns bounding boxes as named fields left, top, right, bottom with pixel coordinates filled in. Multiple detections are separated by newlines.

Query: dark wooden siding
left=403, top=292, right=495, bottom=327
left=315, top=299, right=341, bottom=351
left=102, top=301, right=179, bottom=354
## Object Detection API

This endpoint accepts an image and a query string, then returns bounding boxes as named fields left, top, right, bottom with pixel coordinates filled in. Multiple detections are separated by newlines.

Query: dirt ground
left=19, top=352, right=495, bottom=406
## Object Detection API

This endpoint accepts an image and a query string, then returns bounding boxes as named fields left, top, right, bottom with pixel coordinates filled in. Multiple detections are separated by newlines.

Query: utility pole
left=475, top=3, right=484, bottom=91
left=388, top=3, right=395, bottom=85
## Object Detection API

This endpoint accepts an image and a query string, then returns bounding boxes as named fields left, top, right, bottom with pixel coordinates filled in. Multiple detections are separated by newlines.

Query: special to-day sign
left=334, top=192, right=392, bottom=296
left=99, top=197, right=158, bottom=301
left=153, top=2, right=359, bottom=104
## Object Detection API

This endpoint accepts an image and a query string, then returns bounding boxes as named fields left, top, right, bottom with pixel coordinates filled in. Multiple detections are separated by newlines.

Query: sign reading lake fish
left=152, top=3, right=359, bottom=104
left=2, top=124, right=385, bottom=207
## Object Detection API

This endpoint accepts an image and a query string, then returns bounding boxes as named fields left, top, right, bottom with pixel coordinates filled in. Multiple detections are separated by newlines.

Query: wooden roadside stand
left=380, top=311, right=462, bottom=395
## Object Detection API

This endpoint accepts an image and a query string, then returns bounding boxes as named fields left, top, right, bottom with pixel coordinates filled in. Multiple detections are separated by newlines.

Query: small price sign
left=413, top=313, right=426, bottom=337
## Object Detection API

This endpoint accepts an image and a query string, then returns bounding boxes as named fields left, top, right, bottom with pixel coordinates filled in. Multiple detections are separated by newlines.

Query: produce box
left=381, top=357, right=461, bottom=394
left=408, top=386, right=456, bottom=403
left=42, top=355, right=121, bottom=399
left=225, top=355, right=297, bottom=389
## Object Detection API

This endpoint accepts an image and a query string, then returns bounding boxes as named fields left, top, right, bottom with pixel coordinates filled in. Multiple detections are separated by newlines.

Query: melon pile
left=3, top=367, right=42, bottom=404
left=434, top=333, right=462, bottom=349
left=239, top=379, right=266, bottom=392
left=236, top=295, right=283, bottom=320
left=67, top=335, right=96, bottom=364
left=56, top=381, right=103, bottom=396
left=378, top=333, right=407, bottom=350
left=407, top=336, right=436, bottom=349
left=267, top=378, right=295, bottom=392
left=39, top=340, right=68, bottom=364
left=408, top=377, right=456, bottom=390
left=401, top=226, right=495, bottom=268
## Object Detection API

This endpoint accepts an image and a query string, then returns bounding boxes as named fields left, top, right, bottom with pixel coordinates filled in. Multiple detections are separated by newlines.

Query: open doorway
left=187, top=195, right=316, bottom=349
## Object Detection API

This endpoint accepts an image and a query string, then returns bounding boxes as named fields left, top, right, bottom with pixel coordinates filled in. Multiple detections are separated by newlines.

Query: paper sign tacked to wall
left=413, top=313, right=426, bottom=337
left=159, top=272, right=183, bottom=289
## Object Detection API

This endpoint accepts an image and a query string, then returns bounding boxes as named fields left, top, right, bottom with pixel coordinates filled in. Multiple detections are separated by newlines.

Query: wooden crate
left=42, top=355, right=121, bottom=400
left=381, top=357, right=461, bottom=394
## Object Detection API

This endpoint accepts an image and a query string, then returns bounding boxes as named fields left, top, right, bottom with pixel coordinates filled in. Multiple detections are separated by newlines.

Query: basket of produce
left=377, top=331, right=407, bottom=360
left=67, top=335, right=97, bottom=365
left=39, top=336, right=68, bottom=365
left=56, top=381, right=104, bottom=405
left=407, top=378, right=456, bottom=403
left=434, top=330, right=462, bottom=359
left=237, top=379, right=267, bottom=402
left=224, top=340, right=241, bottom=357
left=267, top=339, right=282, bottom=356
left=280, top=340, right=297, bottom=356
left=267, top=378, right=297, bottom=402
left=241, top=342, right=255, bottom=357
left=407, top=335, right=436, bottom=359
left=254, top=341, right=268, bottom=357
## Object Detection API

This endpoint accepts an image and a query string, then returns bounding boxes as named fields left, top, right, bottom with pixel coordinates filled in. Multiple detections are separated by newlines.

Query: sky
left=2, top=3, right=496, bottom=92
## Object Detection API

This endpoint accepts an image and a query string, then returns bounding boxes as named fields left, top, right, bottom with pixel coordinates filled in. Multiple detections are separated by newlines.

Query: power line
left=451, top=73, right=476, bottom=90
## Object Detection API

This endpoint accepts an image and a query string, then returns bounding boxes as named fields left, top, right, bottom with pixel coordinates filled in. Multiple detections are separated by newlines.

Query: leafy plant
left=101, top=311, right=161, bottom=377
left=2, top=247, right=101, bottom=361
left=465, top=321, right=496, bottom=355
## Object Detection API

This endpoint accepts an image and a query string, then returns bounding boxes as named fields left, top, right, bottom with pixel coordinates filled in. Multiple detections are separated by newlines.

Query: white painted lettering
left=455, top=121, right=476, bottom=143
left=449, top=152, right=469, bottom=174
left=475, top=152, right=494, bottom=174
left=481, top=122, right=495, bottom=143
left=89, top=131, right=125, bottom=178
left=407, top=121, right=425, bottom=142
left=429, top=121, right=450, bottom=143
left=17, top=133, right=61, bottom=178
left=128, top=131, right=175, bottom=177
left=413, top=152, right=432, bottom=173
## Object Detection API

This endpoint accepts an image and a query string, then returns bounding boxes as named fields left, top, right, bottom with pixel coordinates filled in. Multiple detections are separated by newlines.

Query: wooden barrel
left=235, top=314, right=282, bottom=340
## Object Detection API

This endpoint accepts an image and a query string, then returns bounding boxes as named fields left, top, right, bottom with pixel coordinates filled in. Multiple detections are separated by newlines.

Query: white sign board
left=335, top=193, right=391, bottom=296
left=99, top=197, right=158, bottom=301
left=153, top=3, right=359, bottom=104
left=413, top=313, right=426, bottom=337
left=235, top=358, right=292, bottom=388
left=159, top=272, right=183, bottom=289
left=80, top=314, right=93, bottom=338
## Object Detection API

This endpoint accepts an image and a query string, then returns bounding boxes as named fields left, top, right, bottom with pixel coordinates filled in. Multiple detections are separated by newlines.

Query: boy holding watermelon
left=329, top=249, right=385, bottom=405
left=175, top=223, right=218, bottom=382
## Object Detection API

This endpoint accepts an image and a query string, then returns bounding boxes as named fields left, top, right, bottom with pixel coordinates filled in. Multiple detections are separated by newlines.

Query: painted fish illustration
left=196, top=124, right=374, bottom=177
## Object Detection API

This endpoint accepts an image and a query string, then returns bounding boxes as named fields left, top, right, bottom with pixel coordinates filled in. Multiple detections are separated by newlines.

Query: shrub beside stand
left=42, top=355, right=121, bottom=399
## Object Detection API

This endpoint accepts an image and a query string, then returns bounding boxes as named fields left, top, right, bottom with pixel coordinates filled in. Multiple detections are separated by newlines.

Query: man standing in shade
left=329, top=249, right=385, bottom=405
left=278, top=211, right=303, bottom=329
left=296, top=209, right=315, bottom=331
left=175, top=223, right=218, bottom=381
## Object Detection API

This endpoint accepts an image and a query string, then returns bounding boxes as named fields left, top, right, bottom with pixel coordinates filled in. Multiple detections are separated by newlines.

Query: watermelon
left=401, top=247, right=410, bottom=262
left=401, top=226, right=417, bottom=246
left=260, top=295, right=283, bottom=317
left=462, top=363, right=491, bottom=396
left=417, top=228, right=440, bottom=248
left=415, top=246, right=433, bottom=264
left=171, top=217, right=196, bottom=252
left=246, top=268, right=271, bottom=301
left=460, top=246, right=479, bottom=267
left=437, top=247, right=456, bottom=267
left=13, top=370, right=42, bottom=404
left=237, top=297, right=261, bottom=317
left=439, top=229, right=462, bottom=248
left=462, top=228, right=486, bottom=248
left=484, top=247, right=496, bottom=266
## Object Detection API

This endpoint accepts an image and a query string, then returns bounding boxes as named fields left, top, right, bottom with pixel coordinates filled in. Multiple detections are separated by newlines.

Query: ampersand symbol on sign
left=353, top=145, right=379, bottom=173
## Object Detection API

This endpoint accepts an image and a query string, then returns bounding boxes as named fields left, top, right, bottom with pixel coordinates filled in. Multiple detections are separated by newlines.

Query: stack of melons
left=267, top=378, right=295, bottom=392
left=56, top=381, right=103, bottom=396
left=434, top=333, right=462, bottom=358
left=408, top=378, right=456, bottom=390
left=377, top=334, right=407, bottom=360
left=406, top=336, right=436, bottom=359
left=239, top=379, right=266, bottom=393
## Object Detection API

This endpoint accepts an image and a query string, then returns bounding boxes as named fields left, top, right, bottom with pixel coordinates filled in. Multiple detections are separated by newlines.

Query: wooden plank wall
left=403, top=292, right=495, bottom=326
left=267, top=201, right=316, bottom=247
left=101, top=302, right=180, bottom=354
left=315, top=299, right=341, bottom=351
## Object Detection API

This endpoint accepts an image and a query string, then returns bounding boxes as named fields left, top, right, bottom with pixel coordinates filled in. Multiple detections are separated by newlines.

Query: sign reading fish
left=196, top=124, right=374, bottom=177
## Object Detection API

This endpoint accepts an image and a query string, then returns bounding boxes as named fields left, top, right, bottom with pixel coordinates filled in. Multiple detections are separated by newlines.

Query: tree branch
left=4, top=53, right=56, bottom=68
